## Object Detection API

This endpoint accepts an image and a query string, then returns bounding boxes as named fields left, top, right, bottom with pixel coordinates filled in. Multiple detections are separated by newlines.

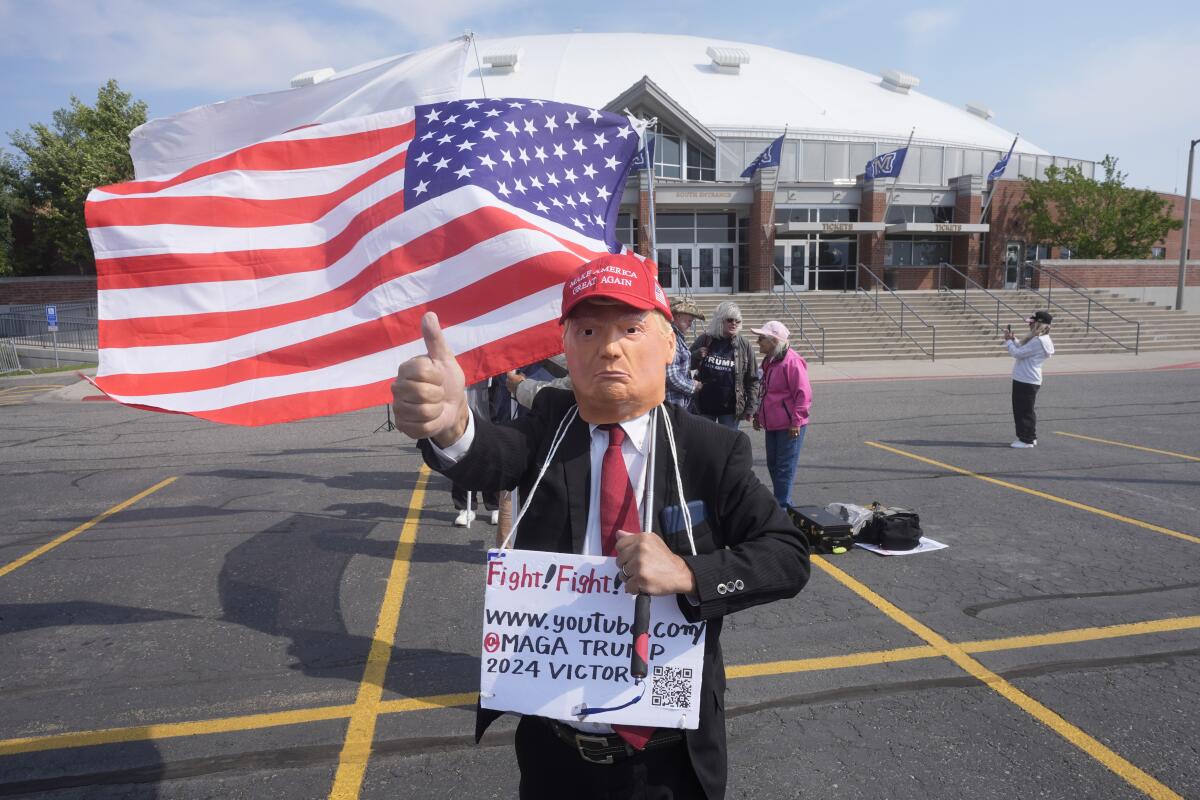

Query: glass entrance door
left=696, top=246, right=735, bottom=291
left=656, top=248, right=693, bottom=291
left=658, top=246, right=729, bottom=293
left=772, top=242, right=810, bottom=290
left=1004, top=241, right=1024, bottom=288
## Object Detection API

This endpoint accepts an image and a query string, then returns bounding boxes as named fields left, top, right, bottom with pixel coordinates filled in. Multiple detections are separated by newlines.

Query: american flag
left=85, top=98, right=642, bottom=425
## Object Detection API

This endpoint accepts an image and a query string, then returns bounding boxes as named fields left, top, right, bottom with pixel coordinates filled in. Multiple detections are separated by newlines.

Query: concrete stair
left=675, top=289, right=1200, bottom=363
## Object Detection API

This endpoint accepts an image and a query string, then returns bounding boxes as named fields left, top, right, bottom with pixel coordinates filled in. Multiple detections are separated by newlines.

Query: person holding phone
left=1004, top=310, right=1055, bottom=448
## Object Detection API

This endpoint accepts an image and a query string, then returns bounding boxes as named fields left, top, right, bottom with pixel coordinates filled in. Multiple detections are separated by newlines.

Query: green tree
left=1018, top=155, right=1181, bottom=259
left=0, top=80, right=147, bottom=275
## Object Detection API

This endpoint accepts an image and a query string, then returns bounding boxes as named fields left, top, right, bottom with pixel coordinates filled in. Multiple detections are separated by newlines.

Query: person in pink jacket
left=751, top=321, right=812, bottom=509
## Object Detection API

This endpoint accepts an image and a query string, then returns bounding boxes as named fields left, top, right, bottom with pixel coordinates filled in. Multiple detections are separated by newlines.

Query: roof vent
left=880, top=68, right=919, bottom=94
left=965, top=102, right=993, bottom=120
left=483, top=49, right=524, bottom=72
left=707, top=46, right=750, bottom=74
left=290, top=68, right=336, bottom=89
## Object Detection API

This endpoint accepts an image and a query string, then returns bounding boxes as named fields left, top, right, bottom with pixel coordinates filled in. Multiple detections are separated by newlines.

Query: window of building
left=654, top=124, right=682, bottom=179
left=1150, top=246, right=1166, bottom=259
left=686, top=146, right=716, bottom=181
left=850, top=143, right=876, bottom=178
left=696, top=212, right=737, bottom=243
left=775, top=208, right=812, bottom=224
left=801, top=141, right=825, bottom=181
left=717, top=139, right=744, bottom=180
left=885, top=237, right=951, bottom=265
left=615, top=213, right=638, bottom=249
left=1059, top=245, right=1074, bottom=260
left=885, top=205, right=954, bottom=224
left=1028, top=243, right=1051, bottom=261
left=817, top=207, right=859, bottom=223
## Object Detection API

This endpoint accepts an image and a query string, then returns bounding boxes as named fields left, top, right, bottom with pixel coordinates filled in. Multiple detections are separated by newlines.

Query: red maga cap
left=560, top=252, right=673, bottom=322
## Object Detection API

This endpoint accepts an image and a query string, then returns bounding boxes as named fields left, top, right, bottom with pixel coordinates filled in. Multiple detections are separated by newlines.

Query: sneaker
left=454, top=509, right=476, bottom=527
left=490, top=509, right=500, bottom=525
left=1010, top=440, right=1036, bottom=449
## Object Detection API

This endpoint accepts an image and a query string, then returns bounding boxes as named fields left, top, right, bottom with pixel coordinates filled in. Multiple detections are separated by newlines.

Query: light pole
left=1176, top=137, right=1199, bottom=311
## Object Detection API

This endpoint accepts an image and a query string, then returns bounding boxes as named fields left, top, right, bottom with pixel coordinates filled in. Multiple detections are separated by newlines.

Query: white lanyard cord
left=497, top=404, right=695, bottom=558
left=660, top=406, right=697, bottom=556
left=499, top=405, right=579, bottom=550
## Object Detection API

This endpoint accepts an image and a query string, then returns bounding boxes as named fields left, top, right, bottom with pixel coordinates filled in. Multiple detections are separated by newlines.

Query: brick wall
left=0, top=277, right=98, bottom=305
left=747, top=171, right=775, bottom=291
left=1035, top=260, right=1200, bottom=288
left=985, top=180, right=1200, bottom=268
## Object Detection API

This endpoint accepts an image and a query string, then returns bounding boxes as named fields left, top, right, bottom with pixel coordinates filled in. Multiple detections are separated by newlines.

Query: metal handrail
left=853, top=264, right=936, bottom=360
left=935, top=262, right=1032, bottom=335
left=1021, top=261, right=1141, bottom=353
left=767, top=264, right=827, bottom=364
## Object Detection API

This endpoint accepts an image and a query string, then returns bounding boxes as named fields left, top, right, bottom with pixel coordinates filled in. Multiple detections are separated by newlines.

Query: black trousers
left=451, top=483, right=498, bottom=511
left=514, top=717, right=705, bottom=800
left=1012, top=380, right=1040, bottom=444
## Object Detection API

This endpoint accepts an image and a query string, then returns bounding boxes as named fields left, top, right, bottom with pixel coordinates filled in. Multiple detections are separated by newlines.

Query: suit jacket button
left=734, top=579, right=745, bottom=591
left=716, top=583, right=728, bottom=595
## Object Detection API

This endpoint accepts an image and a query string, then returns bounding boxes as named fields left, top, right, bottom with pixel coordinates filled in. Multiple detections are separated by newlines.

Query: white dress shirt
left=431, top=410, right=654, bottom=553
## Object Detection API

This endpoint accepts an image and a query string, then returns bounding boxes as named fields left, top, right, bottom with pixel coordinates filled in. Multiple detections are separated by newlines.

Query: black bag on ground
left=788, top=506, right=855, bottom=554
left=858, top=505, right=923, bottom=550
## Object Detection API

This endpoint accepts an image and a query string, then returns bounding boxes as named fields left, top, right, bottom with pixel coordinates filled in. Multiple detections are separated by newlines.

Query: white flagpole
left=881, top=127, right=915, bottom=224
left=762, top=128, right=788, bottom=285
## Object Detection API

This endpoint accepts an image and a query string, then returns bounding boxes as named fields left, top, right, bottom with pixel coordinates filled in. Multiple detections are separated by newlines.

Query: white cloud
left=0, top=0, right=403, bottom=94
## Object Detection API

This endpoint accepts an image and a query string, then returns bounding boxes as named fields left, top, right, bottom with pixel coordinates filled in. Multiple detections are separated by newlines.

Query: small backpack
left=858, top=503, right=923, bottom=551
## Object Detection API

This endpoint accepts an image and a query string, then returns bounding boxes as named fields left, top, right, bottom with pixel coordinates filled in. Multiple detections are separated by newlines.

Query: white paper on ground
left=479, top=548, right=704, bottom=729
left=855, top=537, right=948, bottom=556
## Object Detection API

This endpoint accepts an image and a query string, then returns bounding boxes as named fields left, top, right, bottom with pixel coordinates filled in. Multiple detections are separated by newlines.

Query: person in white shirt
left=1004, top=310, right=1055, bottom=448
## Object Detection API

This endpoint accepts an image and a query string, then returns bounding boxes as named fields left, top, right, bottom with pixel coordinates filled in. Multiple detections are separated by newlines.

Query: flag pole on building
left=881, top=127, right=915, bottom=223
left=980, top=134, right=1019, bottom=222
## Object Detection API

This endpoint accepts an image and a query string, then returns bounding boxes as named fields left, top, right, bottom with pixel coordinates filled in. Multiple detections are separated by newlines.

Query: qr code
left=650, top=665, right=693, bottom=709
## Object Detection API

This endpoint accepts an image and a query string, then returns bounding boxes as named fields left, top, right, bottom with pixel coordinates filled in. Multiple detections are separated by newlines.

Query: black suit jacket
left=418, top=389, right=810, bottom=800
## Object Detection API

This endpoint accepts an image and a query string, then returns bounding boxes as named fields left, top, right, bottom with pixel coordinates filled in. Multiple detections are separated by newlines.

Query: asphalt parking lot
left=0, top=363, right=1197, bottom=799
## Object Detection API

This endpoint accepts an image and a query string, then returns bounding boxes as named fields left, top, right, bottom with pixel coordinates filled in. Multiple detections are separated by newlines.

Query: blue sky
left=2, top=0, right=1198, bottom=194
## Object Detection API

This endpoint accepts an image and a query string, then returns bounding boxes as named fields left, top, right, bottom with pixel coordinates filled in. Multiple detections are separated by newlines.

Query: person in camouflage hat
left=666, top=297, right=705, bottom=408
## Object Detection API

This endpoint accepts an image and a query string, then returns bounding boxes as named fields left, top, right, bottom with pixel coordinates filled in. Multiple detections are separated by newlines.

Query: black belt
left=539, top=717, right=685, bottom=765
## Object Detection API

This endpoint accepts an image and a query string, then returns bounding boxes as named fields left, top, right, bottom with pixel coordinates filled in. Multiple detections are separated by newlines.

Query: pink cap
left=750, top=320, right=790, bottom=341
left=560, top=252, right=672, bottom=322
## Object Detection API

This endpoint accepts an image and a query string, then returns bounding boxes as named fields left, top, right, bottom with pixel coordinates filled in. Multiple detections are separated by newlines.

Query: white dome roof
left=463, top=32, right=1046, bottom=155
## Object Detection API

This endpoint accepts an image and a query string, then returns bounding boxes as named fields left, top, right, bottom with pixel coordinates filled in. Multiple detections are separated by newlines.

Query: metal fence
left=0, top=311, right=98, bottom=351
left=1, top=339, right=32, bottom=375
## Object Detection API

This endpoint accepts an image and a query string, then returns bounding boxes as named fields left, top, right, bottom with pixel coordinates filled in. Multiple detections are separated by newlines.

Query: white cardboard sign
left=480, top=548, right=705, bottom=729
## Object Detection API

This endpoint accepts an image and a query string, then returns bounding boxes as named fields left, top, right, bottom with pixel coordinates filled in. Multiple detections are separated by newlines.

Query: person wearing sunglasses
left=689, top=300, right=760, bottom=429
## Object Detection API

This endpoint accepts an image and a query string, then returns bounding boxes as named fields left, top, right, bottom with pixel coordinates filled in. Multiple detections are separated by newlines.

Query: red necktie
left=598, top=423, right=655, bottom=750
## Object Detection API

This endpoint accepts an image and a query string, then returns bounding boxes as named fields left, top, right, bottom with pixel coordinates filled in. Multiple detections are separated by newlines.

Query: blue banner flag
left=864, top=147, right=907, bottom=181
left=741, top=134, right=785, bottom=178
left=988, top=136, right=1018, bottom=182
left=632, top=134, right=656, bottom=171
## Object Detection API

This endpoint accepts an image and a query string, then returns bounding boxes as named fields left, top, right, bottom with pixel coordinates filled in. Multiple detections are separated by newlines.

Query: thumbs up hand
left=392, top=312, right=469, bottom=446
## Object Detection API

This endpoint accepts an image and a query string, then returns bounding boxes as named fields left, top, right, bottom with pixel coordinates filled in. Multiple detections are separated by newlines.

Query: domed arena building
left=453, top=32, right=1106, bottom=294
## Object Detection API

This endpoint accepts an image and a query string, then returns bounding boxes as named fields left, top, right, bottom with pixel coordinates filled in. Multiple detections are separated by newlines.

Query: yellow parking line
left=328, top=465, right=430, bottom=800
left=0, top=705, right=355, bottom=757
left=0, top=477, right=178, bottom=579
left=3, top=613, right=1196, bottom=759
left=1054, top=431, right=1200, bottom=463
left=865, top=441, right=1200, bottom=545
left=813, top=556, right=1183, bottom=800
